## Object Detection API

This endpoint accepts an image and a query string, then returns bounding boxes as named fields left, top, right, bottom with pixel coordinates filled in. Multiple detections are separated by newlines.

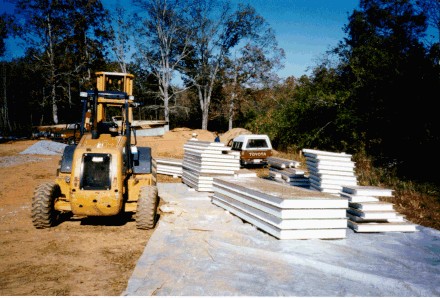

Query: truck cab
left=229, top=134, right=273, bottom=166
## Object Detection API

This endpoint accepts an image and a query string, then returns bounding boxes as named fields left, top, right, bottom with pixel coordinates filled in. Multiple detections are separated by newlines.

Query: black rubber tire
left=136, top=185, right=159, bottom=230
left=31, top=182, right=61, bottom=229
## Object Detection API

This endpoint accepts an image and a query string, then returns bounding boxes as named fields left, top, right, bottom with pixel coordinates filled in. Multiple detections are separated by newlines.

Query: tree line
left=1, top=0, right=439, bottom=184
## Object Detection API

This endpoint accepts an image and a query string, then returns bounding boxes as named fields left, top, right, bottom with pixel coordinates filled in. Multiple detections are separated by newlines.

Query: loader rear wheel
left=32, top=182, right=61, bottom=229
left=136, top=186, right=159, bottom=230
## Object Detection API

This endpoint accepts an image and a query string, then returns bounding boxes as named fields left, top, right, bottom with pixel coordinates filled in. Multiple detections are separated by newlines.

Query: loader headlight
left=64, top=176, right=70, bottom=183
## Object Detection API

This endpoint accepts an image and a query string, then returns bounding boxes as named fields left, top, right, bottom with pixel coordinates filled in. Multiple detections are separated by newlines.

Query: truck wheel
left=136, top=186, right=159, bottom=230
left=32, top=182, right=61, bottom=229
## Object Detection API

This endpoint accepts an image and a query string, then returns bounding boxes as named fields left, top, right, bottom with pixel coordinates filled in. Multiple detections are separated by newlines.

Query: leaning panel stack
left=302, top=149, right=357, bottom=194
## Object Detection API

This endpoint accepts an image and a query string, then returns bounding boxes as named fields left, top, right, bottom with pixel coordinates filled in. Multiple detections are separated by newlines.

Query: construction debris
left=342, top=185, right=418, bottom=233
left=268, top=156, right=310, bottom=188
left=267, top=156, right=301, bottom=168
left=211, top=177, right=348, bottom=240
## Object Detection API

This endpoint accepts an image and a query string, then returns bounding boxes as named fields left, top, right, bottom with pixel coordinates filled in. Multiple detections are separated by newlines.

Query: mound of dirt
left=220, top=128, right=253, bottom=144
left=136, top=127, right=253, bottom=158
left=163, top=128, right=216, bottom=141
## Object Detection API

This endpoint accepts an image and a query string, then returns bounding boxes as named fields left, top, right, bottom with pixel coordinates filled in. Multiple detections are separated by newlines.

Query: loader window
left=80, top=154, right=111, bottom=190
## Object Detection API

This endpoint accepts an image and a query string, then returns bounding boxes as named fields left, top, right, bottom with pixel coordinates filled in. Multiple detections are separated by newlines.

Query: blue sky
left=234, top=0, right=359, bottom=78
left=2, top=0, right=359, bottom=78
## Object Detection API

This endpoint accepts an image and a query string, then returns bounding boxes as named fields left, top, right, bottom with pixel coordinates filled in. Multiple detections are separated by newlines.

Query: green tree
left=334, top=0, right=439, bottom=180
left=15, top=0, right=109, bottom=125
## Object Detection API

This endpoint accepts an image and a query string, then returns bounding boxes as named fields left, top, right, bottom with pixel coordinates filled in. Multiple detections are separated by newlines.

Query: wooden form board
left=212, top=197, right=347, bottom=240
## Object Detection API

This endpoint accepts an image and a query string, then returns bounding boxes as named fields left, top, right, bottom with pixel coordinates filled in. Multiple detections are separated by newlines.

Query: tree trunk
left=228, top=70, right=239, bottom=131
left=52, top=83, right=58, bottom=124
left=1, top=64, right=11, bottom=132
left=228, top=91, right=236, bottom=130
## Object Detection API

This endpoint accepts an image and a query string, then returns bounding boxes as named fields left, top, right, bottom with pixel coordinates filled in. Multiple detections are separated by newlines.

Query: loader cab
left=94, top=72, right=135, bottom=130
left=80, top=72, right=137, bottom=139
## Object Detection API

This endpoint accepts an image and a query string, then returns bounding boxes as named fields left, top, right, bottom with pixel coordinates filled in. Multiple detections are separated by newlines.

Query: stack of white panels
left=342, top=185, right=418, bottom=233
left=268, top=157, right=310, bottom=188
left=302, top=149, right=357, bottom=194
left=182, top=140, right=240, bottom=191
left=211, top=177, right=348, bottom=240
left=155, top=157, right=183, bottom=177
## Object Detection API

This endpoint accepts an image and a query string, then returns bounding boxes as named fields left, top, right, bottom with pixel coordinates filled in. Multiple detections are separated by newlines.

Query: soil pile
left=219, top=128, right=252, bottom=144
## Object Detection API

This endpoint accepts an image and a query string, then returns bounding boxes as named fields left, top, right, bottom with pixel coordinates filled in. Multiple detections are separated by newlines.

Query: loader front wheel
left=136, top=186, right=159, bottom=230
left=32, top=182, right=61, bottom=229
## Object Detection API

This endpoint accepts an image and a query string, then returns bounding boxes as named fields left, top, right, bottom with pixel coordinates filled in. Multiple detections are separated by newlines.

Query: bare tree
left=180, top=1, right=280, bottom=130
left=107, top=7, right=131, bottom=73
left=132, top=0, right=193, bottom=129
left=223, top=31, right=285, bottom=130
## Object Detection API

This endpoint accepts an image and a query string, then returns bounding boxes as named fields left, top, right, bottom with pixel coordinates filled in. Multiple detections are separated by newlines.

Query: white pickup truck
left=228, top=134, right=273, bottom=166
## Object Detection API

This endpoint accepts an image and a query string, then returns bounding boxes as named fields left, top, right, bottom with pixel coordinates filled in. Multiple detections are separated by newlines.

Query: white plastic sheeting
left=123, top=183, right=440, bottom=296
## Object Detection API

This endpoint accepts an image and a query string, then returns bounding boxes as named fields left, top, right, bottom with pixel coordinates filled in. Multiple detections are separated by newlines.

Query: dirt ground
left=0, top=128, right=233, bottom=296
